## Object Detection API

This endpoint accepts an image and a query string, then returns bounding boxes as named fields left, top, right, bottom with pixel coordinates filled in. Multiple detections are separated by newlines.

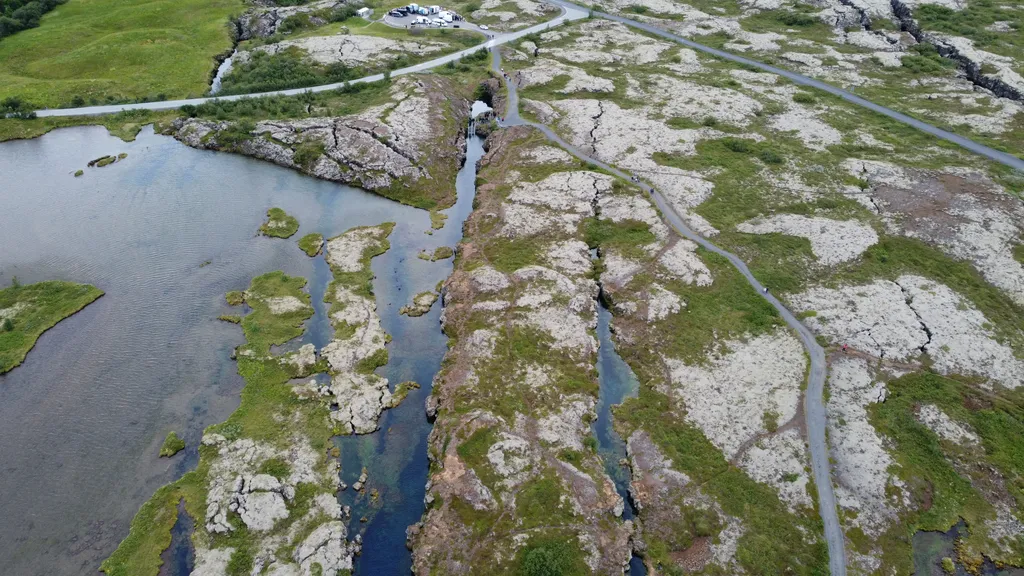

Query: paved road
left=491, top=46, right=848, bottom=575
left=33, top=4, right=588, bottom=118
left=543, top=0, right=1023, bottom=172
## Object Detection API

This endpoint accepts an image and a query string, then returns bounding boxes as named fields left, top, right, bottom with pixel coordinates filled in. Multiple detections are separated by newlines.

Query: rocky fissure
left=889, top=0, right=1024, bottom=101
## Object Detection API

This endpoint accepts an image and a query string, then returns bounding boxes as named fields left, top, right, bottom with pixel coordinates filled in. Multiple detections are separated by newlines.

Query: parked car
left=479, top=24, right=489, bottom=30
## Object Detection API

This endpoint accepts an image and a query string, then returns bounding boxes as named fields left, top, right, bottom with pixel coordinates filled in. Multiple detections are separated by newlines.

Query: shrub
left=792, top=92, right=816, bottom=104
left=758, top=149, right=784, bottom=164
left=0, top=95, right=36, bottom=118
left=292, top=138, right=326, bottom=169
left=0, top=0, right=67, bottom=40
left=776, top=11, right=817, bottom=26
left=722, top=137, right=751, bottom=153
left=901, top=43, right=956, bottom=75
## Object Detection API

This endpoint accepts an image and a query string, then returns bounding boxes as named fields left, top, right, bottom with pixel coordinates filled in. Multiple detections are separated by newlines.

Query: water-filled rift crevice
left=333, top=104, right=490, bottom=575
left=594, top=287, right=647, bottom=575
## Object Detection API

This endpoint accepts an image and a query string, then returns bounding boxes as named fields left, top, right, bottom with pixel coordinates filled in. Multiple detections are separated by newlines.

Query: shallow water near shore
left=0, top=124, right=439, bottom=575
left=912, top=520, right=1024, bottom=576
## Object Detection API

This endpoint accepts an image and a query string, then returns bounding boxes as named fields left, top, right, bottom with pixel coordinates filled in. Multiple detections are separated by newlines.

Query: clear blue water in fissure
left=594, top=293, right=647, bottom=575
left=334, top=114, right=487, bottom=575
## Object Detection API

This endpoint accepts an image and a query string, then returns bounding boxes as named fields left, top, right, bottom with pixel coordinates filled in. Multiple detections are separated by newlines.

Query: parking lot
left=382, top=7, right=493, bottom=37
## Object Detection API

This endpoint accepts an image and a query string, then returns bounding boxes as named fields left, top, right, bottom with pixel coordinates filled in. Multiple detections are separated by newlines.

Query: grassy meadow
left=0, top=0, right=242, bottom=108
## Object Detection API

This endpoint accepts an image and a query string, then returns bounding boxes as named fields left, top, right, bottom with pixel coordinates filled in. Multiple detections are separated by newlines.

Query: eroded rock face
left=170, top=77, right=468, bottom=207
left=408, top=133, right=631, bottom=574
left=235, top=0, right=343, bottom=40
left=627, top=430, right=745, bottom=573
left=203, top=437, right=327, bottom=534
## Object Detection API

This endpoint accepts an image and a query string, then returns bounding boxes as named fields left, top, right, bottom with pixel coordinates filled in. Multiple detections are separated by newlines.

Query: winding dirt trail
left=489, top=46, right=848, bottom=576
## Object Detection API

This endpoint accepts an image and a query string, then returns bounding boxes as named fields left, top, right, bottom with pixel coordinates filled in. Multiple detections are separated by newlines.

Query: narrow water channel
left=334, top=103, right=490, bottom=574
left=594, top=293, right=647, bottom=575
left=0, top=124, right=426, bottom=575
left=209, top=51, right=235, bottom=95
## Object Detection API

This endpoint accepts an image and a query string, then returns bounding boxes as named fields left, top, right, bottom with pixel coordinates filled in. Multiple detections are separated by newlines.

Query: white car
left=479, top=24, right=489, bottom=30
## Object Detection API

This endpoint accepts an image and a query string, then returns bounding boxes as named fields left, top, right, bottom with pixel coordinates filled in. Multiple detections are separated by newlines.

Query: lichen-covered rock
left=400, top=291, right=439, bottom=317
left=843, top=159, right=1024, bottom=306
left=657, top=239, right=713, bottom=286
left=826, top=358, right=906, bottom=538
left=738, top=428, right=812, bottom=511
left=243, top=34, right=449, bottom=67
left=737, top=214, right=878, bottom=266
left=915, top=404, right=980, bottom=447
left=793, top=275, right=1024, bottom=388
left=665, top=328, right=805, bottom=459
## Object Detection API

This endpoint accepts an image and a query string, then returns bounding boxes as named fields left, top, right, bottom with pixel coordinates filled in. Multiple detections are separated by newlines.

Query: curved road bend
left=491, top=48, right=848, bottom=575
left=33, top=4, right=589, bottom=118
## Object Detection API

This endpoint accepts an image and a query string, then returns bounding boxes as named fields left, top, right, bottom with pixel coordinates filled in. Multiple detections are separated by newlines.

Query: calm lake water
left=0, top=124, right=462, bottom=575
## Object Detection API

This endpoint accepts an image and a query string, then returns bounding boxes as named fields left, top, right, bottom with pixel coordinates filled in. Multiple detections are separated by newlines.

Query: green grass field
left=0, top=0, right=242, bottom=108
left=0, top=280, right=104, bottom=373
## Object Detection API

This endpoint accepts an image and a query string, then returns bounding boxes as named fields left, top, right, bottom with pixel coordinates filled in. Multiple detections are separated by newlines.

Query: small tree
left=2, top=318, right=13, bottom=332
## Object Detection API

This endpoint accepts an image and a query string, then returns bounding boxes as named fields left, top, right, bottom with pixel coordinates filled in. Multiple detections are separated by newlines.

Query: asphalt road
left=492, top=45, right=849, bottom=576
left=33, top=4, right=588, bottom=118
left=28, top=3, right=1024, bottom=569
left=545, top=0, right=1024, bottom=172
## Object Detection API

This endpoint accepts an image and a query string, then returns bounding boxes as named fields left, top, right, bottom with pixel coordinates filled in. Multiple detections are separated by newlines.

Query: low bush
left=0, top=0, right=67, bottom=40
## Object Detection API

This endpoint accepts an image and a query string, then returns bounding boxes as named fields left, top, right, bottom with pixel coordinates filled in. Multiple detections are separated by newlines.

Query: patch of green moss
left=868, top=371, right=1024, bottom=566
left=355, top=348, right=388, bottom=374
left=259, top=207, right=299, bottom=239
left=159, top=431, right=186, bottom=457
left=482, top=237, right=541, bottom=273
left=457, top=426, right=500, bottom=488
left=239, top=271, right=313, bottom=354
left=298, top=233, right=324, bottom=257
left=218, top=314, right=242, bottom=324
left=583, top=217, right=657, bottom=259
left=0, top=280, right=104, bottom=374
left=225, top=291, right=245, bottom=306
